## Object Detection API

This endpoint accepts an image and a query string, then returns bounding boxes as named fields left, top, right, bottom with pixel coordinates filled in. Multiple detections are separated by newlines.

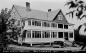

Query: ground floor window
left=64, top=32, right=68, bottom=38
left=51, top=32, right=57, bottom=38
left=42, top=31, right=50, bottom=38
left=69, top=32, right=73, bottom=38
left=26, top=30, right=31, bottom=38
left=64, top=32, right=68, bottom=40
left=58, top=32, right=63, bottom=38
left=32, top=31, right=41, bottom=38
left=26, top=30, right=73, bottom=39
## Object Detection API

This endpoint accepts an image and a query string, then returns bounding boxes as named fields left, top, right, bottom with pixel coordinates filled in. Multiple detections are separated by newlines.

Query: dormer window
left=58, top=15, right=63, bottom=21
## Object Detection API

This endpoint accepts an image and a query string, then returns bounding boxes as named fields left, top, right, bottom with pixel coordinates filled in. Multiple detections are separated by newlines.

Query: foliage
left=0, top=8, right=11, bottom=34
left=65, top=0, right=86, bottom=50
left=65, top=0, right=86, bottom=19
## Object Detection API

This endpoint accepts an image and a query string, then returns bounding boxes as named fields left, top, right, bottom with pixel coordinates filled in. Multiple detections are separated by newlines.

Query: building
left=9, top=2, right=74, bottom=45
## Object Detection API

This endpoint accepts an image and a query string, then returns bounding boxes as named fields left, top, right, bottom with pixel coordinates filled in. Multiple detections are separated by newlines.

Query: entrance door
left=64, top=32, right=69, bottom=40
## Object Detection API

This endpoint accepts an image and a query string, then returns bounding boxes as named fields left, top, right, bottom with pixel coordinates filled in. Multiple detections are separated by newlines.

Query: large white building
left=9, top=2, right=74, bottom=45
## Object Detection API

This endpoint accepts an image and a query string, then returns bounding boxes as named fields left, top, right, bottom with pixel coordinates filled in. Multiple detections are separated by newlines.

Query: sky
left=0, top=0, right=67, bottom=11
left=0, top=0, right=86, bottom=29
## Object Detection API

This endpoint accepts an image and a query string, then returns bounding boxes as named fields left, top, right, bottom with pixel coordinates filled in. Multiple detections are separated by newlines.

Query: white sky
left=0, top=0, right=67, bottom=11
left=0, top=0, right=86, bottom=29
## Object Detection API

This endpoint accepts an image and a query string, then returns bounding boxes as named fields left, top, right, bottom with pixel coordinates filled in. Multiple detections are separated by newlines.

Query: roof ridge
left=13, top=4, right=48, bottom=13
left=13, top=4, right=61, bottom=13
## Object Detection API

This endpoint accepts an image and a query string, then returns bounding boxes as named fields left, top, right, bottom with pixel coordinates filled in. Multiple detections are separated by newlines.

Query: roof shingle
left=13, top=5, right=60, bottom=21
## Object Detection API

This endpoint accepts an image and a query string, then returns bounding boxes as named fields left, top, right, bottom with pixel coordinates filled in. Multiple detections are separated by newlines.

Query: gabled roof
left=13, top=5, right=60, bottom=21
left=53, top=10, right=69, bottom=25
left=12, top=5, right=71, bottom=25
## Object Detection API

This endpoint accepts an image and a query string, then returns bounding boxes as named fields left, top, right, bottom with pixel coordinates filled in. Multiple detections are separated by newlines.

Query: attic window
left=58, top=15, right=63, bottom=21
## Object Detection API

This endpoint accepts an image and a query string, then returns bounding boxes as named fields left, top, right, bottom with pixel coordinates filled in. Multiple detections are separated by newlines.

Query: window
left=28, top=20, right=31, bottom=25
left=42, top=31, right=50, bottom=38
left=58, top=32, right=63, bottom=38
left=32, top=31, right=41, bottom=38
left=64, top=25, right=68, bottom=29
left=58, top=15, right=63, bottom=21
left=58, top=24, right=63, bottom=28
left=42, top=22, right=50, bottom=27
left=69, top=32, right=73, bottom=38
left=64, top=32, right=68, bottom=38
left=51, top=23, right=57, bottom=27
left=51, top=32, right=57, bottom=38
left=27, top=31, right=31, bottom=38
left=32, top=20, right=41, bottom=26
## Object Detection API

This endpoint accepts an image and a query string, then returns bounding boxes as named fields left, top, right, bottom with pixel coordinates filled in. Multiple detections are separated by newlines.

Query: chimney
left=26, top=2, right=31, bottom=11
left=48, top=9, right=51, bottom=12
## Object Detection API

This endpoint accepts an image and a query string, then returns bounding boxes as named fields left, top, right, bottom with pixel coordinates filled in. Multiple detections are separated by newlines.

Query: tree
left=65, top=0, right=86, bottom=19
left=0, top=8, right=11, bottom=34
left=0, top=8, right=11, bottom=49
left=65, top=0, right=86, bottom=50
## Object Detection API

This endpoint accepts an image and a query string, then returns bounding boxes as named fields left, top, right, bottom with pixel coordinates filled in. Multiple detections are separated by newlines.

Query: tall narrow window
left=27, top=31, right=31, bottom=38
left=32, top=31, right=41, bottom=38
left=51, top=23, right=57, bottom=27
left=69, top=32, right=73, bottom=38
left=32, top=20, right=35, bottom=25
left=58, top=24, right=63, bottom=28
left=51, top=32, right=57, bottom=38
left=64, top=32, right=68, bottom=40
left=58, top=32, right=63, bottom=38
left=42, top=31, right=50, bottom=38
left=28, top=20, right=31, bottom=25
left=32, top=31, right=35, bottom=38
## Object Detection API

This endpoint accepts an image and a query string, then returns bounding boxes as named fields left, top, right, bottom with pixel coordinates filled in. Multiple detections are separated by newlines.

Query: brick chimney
left=26, top=2, right=31, bottom=11
left=48, top=9, right=51, bottom=12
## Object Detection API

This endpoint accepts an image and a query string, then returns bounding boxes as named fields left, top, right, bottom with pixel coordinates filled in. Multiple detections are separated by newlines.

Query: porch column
left=26, top=31, right=27, bottom=38
left=73, top=31, right=74, bottom=41
left=41, top=21, right=42, bottom=27
left=50, top=31, right=51, bottom=46
left=50, top=31, right=51, bottom=38
left=30, top=30, right=32, bottom=46
left=63, top=24, right=64, bottom=29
